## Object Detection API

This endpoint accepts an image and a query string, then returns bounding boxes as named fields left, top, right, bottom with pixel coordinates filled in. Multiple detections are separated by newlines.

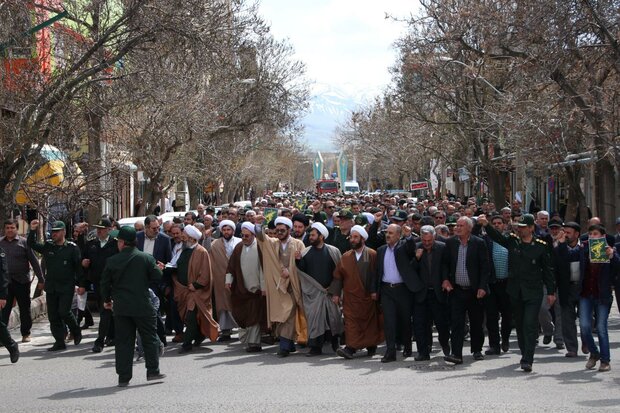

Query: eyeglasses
left=275, top=229, right=287, bottom=234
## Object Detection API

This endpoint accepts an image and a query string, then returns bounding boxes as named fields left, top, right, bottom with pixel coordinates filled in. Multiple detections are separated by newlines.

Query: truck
left=343, top=181, right=360, bottom=195
left=315, top=179, right=340, bottom=195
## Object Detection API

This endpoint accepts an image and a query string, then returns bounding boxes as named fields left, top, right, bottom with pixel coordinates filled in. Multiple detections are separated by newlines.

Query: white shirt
left=223, top=236, right=241, bottom=257
left=143, top=236, right=156, bottom=256
left=166, top=241, right=184, bottom=268
left=355, top=247, right=364, bottom=261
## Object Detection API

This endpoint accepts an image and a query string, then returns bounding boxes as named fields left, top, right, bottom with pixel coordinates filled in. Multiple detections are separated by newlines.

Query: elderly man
left=295, top=222, right=343, bottom=356
left=225, top=222, right=267, bottom=352
left=411, top=225, right=450, bottom=361
left=333, top=225, right=384, bottom=359
left=255, top=215, right=306, bottom=357
left=173, top=225, right=219, bottom=353
left=443, top=216, right=490, bottom=364
left=206, top=219, right=241, bottom=341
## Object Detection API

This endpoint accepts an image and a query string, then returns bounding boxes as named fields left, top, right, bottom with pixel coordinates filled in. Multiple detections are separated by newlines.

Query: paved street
left=2, top=313, right=620, bottom=413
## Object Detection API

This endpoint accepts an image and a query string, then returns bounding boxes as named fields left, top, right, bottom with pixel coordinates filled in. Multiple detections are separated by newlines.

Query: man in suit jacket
left=410, top=225, right=450, bottom=361
left=136, top=215, right=172, bottom=267
left=443, top=216, right=490, bottom=364
left=375, top=224, right=421, bottom=363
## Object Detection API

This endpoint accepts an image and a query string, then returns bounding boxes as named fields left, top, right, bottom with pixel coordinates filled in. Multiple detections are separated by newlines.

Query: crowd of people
left=0, top=192, right=619, bottom=386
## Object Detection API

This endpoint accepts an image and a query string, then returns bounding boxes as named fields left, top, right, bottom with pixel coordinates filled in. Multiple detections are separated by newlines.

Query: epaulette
left=535, top=238, right=547, bottom=245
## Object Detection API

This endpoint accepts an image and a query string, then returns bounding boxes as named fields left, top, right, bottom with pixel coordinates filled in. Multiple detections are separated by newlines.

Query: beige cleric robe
left=208, top=238, right=238, bottom=317
left=333, top=246, right=384, bottom=349
left=173, top=244, right=219, bottom=342
left=255, top=226, right=307, bottom=342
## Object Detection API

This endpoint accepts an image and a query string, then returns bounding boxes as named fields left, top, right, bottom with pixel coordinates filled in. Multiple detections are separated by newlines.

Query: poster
left=589, top=237, right=609, bottom=264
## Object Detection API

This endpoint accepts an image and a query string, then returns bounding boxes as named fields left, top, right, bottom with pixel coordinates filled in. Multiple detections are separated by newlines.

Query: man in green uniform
left=0, top=246, right=20, bottom=363
left=28, top=220, right=85, bottom=351
left=326, top=209, right=353, bottom=254
left=100, top=226, right=165, bottom=387
left=478, top=214, right=556, bottom=372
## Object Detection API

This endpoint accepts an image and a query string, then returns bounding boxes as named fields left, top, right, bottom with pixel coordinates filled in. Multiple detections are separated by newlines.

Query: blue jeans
left=579, top=296, right=610, bottom=363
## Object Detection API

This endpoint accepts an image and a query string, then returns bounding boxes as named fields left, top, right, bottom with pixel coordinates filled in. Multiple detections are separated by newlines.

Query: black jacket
left=445, top=235, right=490, bottom=292
left=410, top=240, right=449, bottom=304
left=375, top=238, right=419, bottom=295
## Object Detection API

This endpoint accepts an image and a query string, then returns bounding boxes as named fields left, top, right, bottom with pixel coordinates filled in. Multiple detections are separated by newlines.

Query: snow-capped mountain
left=302, top=83, right=376, bottom=151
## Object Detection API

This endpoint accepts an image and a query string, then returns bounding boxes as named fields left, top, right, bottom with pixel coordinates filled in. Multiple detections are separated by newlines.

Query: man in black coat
left=443, top=216, right=490, bottom=364
left=375, top=224, right=420, bottom=363
left=410, top=225, right=450, bottom=361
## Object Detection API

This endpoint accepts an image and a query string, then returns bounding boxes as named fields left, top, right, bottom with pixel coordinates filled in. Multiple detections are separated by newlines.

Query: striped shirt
left=455, top=242, right=470, bottom=287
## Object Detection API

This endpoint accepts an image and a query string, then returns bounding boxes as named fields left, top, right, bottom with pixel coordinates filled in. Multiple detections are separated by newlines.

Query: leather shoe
left=337, top=347, right=354, bottom=360
left=556, top=343, right=565, bottom=350
left=444, top=354, right=463, bottom=364
left=414, top=354, right=430, bottom=361
left=21, top=335, right=31, bottom=343
left=520, top=362, right=532, bottom=372
left=402, top=349, right=412, bottom=358
left=473, top=352, right=484, bottom=361
left=172, top=334, right=184, bottom=343
left=48, top=342, right=66, bottom=352
left=501, top=341, right=510, bottom=353
left=306, top=348, right=322, bottom=357
left=92, top=344, right=103, bottom=353
left=80, top=322, right=94, bottom=330
left=146, top=373, right=166, bottom=381
left=118, top=380, right=130, bottom=388
left=565, top=351, right=578, bottom=358
left=217, top=334, right=232, bottom=342
left=366, top=346, right=376, bottom=357
left=73, top=331, right=82, bottom=346
left=246, top=346, right=262, bottom=353
left=8, top=343, right=19, bottom=363
left=381, top=353, right=396, bottom=363
left=485, top=347, right=501, bottom=356
left=542, top=335, right=552, bottom=345
left=178, top=345, right=193, bottom=354
left=276, top=349, right=290, bottom=358
left=105, top=338, right=115, bottom=347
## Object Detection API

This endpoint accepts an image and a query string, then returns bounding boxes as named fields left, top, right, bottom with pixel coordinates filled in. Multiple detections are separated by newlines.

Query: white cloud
left=259, top=0, right=419, bottom=95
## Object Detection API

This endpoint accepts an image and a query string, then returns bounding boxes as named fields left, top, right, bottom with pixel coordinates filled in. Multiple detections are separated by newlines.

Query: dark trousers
left=114, top=314, right=160, bottom=382
left=47, top=291, right=79, bottom=344
left=560, top=283, right=580, bottom=354
left=1, top=281, right=32, bottom=336
left=449, top=287, right=484, bottom=358
left=414, top=291, right=450, bottom=357
left=92, top=283, right=114, bottom=345
left=381, top=283, right=413, bottom=355
left=182, top=310, right=203, bottom=347
left=164, top=289, right=183, bottom=334
left=511, top=292, right=542, bottom=364
left=485, top=280, right=512, bottom=350
left=0, top=317, right=15, bottom=348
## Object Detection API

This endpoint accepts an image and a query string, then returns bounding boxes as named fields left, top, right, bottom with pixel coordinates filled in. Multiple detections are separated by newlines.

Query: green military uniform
left=0, top=247, right=19, bottom=362
left=100, top=227, right=163, bottom=386
left=485, top=215, right=555, bottom=367
left=326, top=209, right=353, bottom=254
left=27, top=222, right=85, bottom=349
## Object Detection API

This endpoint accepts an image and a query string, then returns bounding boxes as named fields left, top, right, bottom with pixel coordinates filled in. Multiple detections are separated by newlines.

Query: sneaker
left=21, top=335, right=31, bottom=343
left=598, top=362, right=611, bottom=372
left=586, top=354, right=600, bottom=370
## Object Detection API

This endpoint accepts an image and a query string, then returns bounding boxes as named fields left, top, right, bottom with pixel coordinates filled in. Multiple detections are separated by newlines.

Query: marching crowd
left=0, top=193, right=619, bottom=386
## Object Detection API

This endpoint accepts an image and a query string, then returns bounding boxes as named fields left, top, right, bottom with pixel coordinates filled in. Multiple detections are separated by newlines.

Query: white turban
left=311, top=222, right=329, bottom=239
left=351, top=225, right=368, bottom=240
left=274, top=216, right=293, bottom=229
left=219, top=219, right=236, bottom=231
left=362, top=212, right=375, bottom=225
left=184, top=225, right=202, bottom=241
left=241, top=221, right=255, bottom=235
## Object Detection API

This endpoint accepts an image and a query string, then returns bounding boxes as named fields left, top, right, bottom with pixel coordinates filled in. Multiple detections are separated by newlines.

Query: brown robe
left=333, top=247, right=384, bottom=349
left=226, top=242, right=267, bottom=331
left=209, top=238, right=236, bottom=316
left=173, top=245, right=219, bottom=342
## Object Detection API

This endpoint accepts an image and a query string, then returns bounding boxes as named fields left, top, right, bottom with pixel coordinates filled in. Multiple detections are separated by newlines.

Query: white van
left=344, top=181, right=360, bottom=195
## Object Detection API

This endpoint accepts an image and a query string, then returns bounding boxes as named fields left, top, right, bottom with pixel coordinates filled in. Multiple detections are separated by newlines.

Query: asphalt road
left=2, top=312, right=619, bottom=413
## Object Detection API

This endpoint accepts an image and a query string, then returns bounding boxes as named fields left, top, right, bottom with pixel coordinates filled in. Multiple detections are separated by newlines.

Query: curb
left=7, top=294, right=47, bottom=330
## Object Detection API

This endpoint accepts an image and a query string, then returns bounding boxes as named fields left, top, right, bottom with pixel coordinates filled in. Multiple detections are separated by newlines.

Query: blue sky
left=259, top=0, right=417, bottom=97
